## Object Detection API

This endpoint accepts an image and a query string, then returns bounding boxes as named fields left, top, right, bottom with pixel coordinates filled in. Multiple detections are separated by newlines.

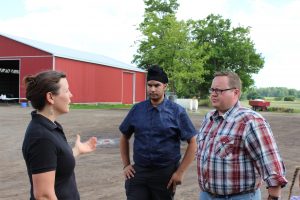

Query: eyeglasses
left=209, top=88, right=236, bottom=95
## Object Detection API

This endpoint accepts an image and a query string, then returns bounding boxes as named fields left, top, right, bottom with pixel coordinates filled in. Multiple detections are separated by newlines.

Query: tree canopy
left=190, top=14, right=264, bottom=96
left=133, top=0, right=207, bottom=97
left=133, top=0, right=264, bottom=98
left=245, top=87, right=300, bottom=99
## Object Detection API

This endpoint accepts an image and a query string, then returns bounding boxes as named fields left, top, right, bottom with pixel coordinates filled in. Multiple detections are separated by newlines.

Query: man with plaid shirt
left=196, top=71, right=287, bottom=200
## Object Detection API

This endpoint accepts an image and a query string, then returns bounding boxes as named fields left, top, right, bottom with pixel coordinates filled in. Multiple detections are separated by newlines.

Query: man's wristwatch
left=268, top=194, right=280, bottom=200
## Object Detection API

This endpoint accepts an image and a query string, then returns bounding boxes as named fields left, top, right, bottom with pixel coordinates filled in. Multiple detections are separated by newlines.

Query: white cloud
left=1, top=0, right=299, bottom=89
left=177, top=0, right=300, bottom=90
left=1, top=0, right=145, bottom=64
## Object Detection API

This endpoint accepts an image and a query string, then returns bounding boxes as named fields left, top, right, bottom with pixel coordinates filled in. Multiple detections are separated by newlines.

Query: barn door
left=122, top=72, right=134, bottom=104
left=0, top=60, right=20, bottom=101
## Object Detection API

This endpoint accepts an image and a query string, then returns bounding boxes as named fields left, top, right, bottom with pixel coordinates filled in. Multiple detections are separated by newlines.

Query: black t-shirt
left=22, top=111, right=80, bottom=200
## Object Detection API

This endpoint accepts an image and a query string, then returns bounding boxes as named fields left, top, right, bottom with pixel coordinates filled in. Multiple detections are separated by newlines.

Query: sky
left=1, top=0, right=300, bottom=90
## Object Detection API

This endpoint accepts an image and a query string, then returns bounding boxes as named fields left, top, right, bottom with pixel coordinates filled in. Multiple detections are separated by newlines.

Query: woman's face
left=52, top=78, right=73, bottom=115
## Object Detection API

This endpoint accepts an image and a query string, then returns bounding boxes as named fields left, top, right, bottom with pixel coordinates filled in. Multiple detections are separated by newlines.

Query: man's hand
left=267, top=186, right=281, bottom=200
left=123, top=164, right=136, bottom=180
left=167, top=171, right=183, bottom=192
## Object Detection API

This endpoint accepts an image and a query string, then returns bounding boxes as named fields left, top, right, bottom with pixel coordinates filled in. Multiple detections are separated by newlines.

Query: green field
left=199, top=98, right=300, bottom=113
left=70, top=98, right=300, bottom=113
left=241, top=98, right=300, bottom=113
left=70, top=103, right=132, bottom=109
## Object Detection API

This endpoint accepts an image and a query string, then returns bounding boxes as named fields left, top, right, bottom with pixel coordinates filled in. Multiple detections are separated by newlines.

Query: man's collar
left=210, top=101, right=240, bottom=121
left=146, top=98, right=166, bottom=111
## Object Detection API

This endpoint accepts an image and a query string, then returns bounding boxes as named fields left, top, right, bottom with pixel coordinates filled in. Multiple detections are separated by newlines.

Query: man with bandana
left=119, top=65, right=197, bottom=200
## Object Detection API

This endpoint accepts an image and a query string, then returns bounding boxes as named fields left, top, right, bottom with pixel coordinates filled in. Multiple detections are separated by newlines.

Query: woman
left=22, top=70, right=97, bottom=200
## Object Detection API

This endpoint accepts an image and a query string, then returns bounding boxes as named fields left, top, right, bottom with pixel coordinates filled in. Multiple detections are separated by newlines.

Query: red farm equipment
left=249, top=99, right=270, bottom=111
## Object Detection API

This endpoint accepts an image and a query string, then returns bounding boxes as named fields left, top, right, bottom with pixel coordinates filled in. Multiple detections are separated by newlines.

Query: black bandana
left=147, top=65, right=168, bottom=84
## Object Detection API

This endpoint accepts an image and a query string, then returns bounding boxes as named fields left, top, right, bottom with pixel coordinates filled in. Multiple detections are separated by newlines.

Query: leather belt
left=206, top=189, right=256, bottom=198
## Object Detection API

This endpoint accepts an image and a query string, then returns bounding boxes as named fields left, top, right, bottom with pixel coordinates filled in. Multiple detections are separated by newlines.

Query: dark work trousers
left=125, top=163, right=178, bottom=200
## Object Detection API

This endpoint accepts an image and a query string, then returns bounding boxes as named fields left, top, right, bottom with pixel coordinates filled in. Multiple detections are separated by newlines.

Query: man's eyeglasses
left=209, top=88, right=236, bottom=95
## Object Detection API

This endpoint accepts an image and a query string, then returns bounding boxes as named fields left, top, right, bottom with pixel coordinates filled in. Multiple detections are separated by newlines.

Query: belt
left=206, top=189, right=256, bottom=198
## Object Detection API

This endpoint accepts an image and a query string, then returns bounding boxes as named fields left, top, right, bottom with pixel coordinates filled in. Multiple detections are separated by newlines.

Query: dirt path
left=0, top=105, right=299, bottom=199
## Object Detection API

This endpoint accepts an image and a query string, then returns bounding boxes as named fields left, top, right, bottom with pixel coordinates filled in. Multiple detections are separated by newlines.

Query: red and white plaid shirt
left=196, top=102, right=288, bottom=195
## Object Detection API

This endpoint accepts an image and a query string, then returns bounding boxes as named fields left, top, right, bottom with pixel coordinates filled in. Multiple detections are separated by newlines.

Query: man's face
left=147, top=80, right=167, bottom=102
left=210, top=76, right=239, bottom=114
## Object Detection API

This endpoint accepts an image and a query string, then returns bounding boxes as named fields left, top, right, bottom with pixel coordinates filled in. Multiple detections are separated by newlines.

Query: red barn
left=0, top=33, right=146, bottom=104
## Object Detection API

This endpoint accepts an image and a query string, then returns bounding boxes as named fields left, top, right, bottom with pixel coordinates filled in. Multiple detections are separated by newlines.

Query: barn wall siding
left=122, top=72, right=134, bottom=104
left=19, top=57, right=53, bottom=98
left=135, top=72, right=146, bottom=102
left=56, top=57, right=129, bottom=103
left=0, top=35, right=51, bottom=56
left=0, top=35, right=146, bottom=104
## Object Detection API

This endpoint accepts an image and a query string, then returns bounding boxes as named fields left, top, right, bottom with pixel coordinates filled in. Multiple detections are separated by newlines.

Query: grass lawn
left=241, top=98, right=300, bottom=113
left=70, top=104, right=132, bottom=109
left=69, top=98, right=300, bottom=113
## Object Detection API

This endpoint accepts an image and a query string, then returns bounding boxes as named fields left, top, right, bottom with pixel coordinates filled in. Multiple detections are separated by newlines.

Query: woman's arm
left=73, top=134, right=97, bottom=157
left=32, top=171, right=57, bottom=200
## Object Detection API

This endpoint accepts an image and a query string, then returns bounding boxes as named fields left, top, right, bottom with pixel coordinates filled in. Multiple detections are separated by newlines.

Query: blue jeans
left=199, top=189, right=261, bottom=200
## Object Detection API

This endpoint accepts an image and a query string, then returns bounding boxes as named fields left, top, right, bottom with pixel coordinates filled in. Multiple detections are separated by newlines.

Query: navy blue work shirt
left=119, top=98, right=197, bottom=168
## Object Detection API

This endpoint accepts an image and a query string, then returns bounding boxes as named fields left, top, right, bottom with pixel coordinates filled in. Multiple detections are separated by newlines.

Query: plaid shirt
left=196, top=102, right=287, bottom=195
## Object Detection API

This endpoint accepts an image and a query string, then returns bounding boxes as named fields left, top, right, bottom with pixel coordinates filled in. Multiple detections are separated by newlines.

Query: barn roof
left=0, top=33, right=145, bottom=73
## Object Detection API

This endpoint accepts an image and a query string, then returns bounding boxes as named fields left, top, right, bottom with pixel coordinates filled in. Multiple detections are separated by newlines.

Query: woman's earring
left=49, top=106, right=54, bottom=116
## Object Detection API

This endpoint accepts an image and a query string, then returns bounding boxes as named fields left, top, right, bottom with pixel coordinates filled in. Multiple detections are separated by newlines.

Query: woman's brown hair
left=23, top=70, right=66, bottom=110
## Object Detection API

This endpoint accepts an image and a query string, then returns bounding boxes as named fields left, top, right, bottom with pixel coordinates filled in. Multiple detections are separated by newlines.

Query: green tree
left=288, top=89, right=297, bottom=96
left=133, top=0, right=207, bottom=97
left=190, top=14, right=265, bottom=96
left=244, top=87, right=300, bottom=99
left=144, top=0, right=179, bottom=14
left=246, top=87, right=262, bottom=100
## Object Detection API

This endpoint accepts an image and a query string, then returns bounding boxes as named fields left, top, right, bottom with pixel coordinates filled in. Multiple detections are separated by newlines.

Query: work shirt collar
left=31, top=110, right=63, bottom=131
left=210, top=101, right=241, bottom=122
left=146, top=97, right=167, bottom=112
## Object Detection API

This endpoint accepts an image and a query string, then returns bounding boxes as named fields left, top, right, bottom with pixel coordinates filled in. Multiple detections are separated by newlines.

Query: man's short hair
left=214, top=71, right=242, bottom=90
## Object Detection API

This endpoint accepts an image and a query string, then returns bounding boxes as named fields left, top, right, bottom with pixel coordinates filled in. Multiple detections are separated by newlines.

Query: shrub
left=274, top=96, right=283, bottom=101
left=198, top=99, right=212, bottom=107
left=268, top=107, right=294, bottom=113
left=284, top=96, right=295, bottom=101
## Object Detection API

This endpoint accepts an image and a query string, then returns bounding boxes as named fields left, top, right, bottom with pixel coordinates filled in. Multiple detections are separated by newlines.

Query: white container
left=175, top=98, right=198, bottom=111
left=97, top=138, right=119, bottom=147
left=192, top=99, right=198, bottom=111
left=176, top=99, right=193, bottom=110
